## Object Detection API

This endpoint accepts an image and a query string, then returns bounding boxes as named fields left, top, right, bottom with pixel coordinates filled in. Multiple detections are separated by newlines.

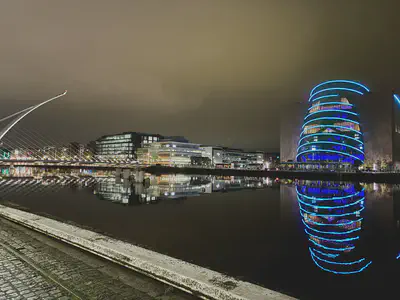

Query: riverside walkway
left=0, top=217, right=195, bottom=300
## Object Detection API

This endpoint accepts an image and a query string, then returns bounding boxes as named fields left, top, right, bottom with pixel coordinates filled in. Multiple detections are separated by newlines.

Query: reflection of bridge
left=0, top=159, right=139, bottom=169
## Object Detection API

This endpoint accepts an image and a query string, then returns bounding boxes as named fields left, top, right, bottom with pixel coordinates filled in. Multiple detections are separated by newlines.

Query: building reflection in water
left=296, top=180, right=372, bottom=274
left=95, top=175, right=274, bottom=205
left=0, top=167, right=276, bottom=204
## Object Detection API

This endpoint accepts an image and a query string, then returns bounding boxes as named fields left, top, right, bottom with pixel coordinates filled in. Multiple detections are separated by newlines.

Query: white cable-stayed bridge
left=0, top=91, right=139, bottom=169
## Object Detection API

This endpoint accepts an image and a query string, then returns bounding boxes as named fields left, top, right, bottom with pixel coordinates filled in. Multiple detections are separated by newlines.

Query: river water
left=0, top=166, right=399, bottom=299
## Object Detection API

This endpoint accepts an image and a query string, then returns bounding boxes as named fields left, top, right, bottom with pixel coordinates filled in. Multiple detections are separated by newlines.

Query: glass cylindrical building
left=297, top=80, right=370, bottom=165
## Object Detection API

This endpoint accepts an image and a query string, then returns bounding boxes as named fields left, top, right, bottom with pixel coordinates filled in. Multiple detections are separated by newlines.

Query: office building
left=137, top=141, right=204, bottom=166
left=264, top=152, right=280, bottom=168
left=202, top=146, right=264, bottom=169
left=298, top=80, right=366, bottom=165
left=0, top=148, right=10, bottom=159
left=280, top=80, right=400, bottom=169
left=95, top=132, right=163, bottom=161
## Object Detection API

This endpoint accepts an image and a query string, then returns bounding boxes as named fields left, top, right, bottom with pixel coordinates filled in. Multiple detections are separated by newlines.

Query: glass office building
left=95, top=132, right=163, bottom=161
left=297, top=80, right=369, bottom=165
left=137, top=141, right=204, bottom=166
left=281, top=81, right=400, bottom=169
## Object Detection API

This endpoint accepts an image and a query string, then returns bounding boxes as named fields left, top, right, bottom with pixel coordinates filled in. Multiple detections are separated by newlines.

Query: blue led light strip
left=394, top=94, right=400, bottom=105
left=299, top=205, right=364, bottom=217
left=298, top=133, right=362, bottom=146
left=296, top=188, right=365, bottom=201
left=310, top=80, right=370, bottom=97
left=308, top=102, right=354, bottom=111
left=309, top=239, right=355, bottom=252
left=310, top=248, right=365, bottom=265
left=308, top=94, right=339, bottom=103
left=309, top=87, right=364, bottom=102
left=297, top=141, right=364, bottom=155
left=310, top=254, right=372, bottom=275
left=300, top=125, right=362, bottom=137
left=312, top=248, right=340, bottom=258
left=305, top=109, right=359, bottom=120
left=302, top=219, right=361, bottom=235
left=296, top=149, right=364, bottom=162
left=302, top=215, right=363, bottom=226
left=297, top=196, right=364, bottom=209
left=297, top=192, right=362, bottom=201
left=306, top=229, right=359, bottom=242
left=397, top=253, right=400, bottom=259
left=303, top=117, right=360, bottom=129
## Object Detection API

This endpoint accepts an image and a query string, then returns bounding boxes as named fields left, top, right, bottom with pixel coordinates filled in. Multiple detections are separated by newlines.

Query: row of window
left=97, top=139, right=133, bottom=145
left=309, top=104, right=352, bottom=113
left=102, top=134, right=132, bottom=141
left=142, top=136, right=159, bottom=142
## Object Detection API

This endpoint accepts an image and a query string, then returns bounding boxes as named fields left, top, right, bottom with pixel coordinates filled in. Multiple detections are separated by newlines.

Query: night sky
left=0, top=0, right=399, bottom=151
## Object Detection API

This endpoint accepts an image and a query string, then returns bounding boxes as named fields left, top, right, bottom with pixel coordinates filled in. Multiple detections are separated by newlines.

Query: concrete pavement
left=0, top=217, right=196, bottom=300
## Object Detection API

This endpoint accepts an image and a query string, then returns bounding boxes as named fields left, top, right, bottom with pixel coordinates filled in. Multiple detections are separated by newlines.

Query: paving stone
left=0, top=217, right=196, bottom=300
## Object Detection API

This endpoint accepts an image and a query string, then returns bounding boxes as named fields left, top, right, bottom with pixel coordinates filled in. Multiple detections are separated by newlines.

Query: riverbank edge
left=145, top=166, right=400, bottom=183
left=0, top=205, right=295, bottom=300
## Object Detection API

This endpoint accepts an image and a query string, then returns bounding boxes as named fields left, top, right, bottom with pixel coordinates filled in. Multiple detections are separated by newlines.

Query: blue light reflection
left=297, top=181, right=371, bottom=275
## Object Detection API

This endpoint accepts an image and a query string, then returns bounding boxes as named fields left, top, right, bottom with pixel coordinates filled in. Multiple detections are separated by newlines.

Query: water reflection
left=0, top=167, right=276, bottom=204
left=96, top=175, right=274, bottom=205
left=297, top=180, right=372, bottom=274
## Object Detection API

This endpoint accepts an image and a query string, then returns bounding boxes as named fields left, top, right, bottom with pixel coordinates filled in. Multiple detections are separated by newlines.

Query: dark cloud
left=0, top=0, right=399, bottom=150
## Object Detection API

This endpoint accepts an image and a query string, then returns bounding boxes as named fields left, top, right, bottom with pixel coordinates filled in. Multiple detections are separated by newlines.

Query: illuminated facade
left=202, top=146, right=264, bottom=169
left=297, top=80, right=369, bottom=165
left=95, top=179, right=133, bottom=204
left=297, top=181, right=372, bottom=274
left=137, top=141, right=204, bottom=166
left=95, top=132, right=163, bottom=161
left=281, top=80, right=400, bottom=169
